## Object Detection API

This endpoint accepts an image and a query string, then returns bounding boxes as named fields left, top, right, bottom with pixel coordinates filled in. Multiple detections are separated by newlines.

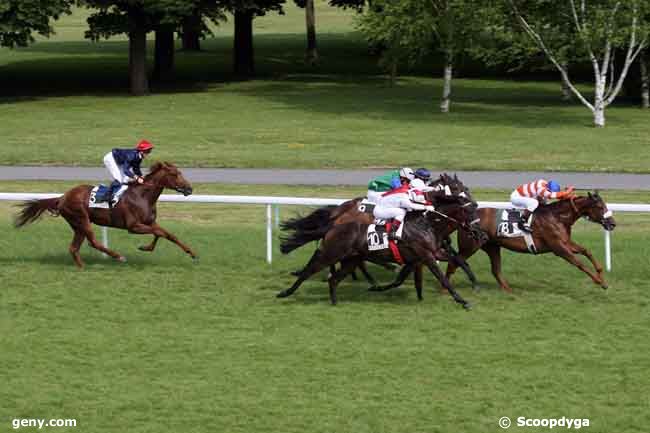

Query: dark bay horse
left=281, top=174, right=480, bottom=286
left=14, top=162, right=197, bottom=267
left=446, top=192, right=616, bottom=292
left=277, top=195, right=481, bottom=309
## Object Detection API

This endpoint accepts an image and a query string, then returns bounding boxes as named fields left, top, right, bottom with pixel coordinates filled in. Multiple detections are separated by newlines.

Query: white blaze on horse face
left=459, top=191, right=467, bottom=198
left=444, top=185, right=452, bottom=196
left=603, top=210, right=613, bottom=218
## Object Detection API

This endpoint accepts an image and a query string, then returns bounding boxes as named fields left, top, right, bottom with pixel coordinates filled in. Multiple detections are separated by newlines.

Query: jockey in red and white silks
left=510, top=179, right=574, bottom=231
left=373, top=184, right=434, bottom=240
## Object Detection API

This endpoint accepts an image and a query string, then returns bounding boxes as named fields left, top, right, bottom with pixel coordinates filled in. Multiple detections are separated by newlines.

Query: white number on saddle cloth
left=88, top=186, right=110, bottom=209
left=367, top=224, right=389, bottom=251
left=498, top=210, right=538, bottom=254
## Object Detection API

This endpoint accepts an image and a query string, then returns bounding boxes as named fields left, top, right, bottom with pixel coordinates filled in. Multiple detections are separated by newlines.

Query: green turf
left=1, top=182, right=649, bottom=432
left=1, top=5, right=650, bottom=172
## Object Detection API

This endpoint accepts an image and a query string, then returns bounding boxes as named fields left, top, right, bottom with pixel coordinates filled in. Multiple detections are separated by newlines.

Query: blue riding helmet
left=415, top=168, right=431, bottom=181
left=547, top=180, right=561, bottom=192
left=390, top=177, right=402, bottom=189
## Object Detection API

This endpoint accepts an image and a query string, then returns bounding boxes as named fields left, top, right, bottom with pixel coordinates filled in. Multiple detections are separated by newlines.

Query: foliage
left=0, top=0, right=71, bottom=47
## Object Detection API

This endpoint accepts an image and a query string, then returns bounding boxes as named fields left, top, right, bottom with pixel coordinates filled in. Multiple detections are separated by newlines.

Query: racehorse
left=14, top=162, right=197, bottom=267
left=281, top=174, right=481, bottom=288
left=277, top=194, right=482, bottom=309
left=446, top=192, right=616, bottom=292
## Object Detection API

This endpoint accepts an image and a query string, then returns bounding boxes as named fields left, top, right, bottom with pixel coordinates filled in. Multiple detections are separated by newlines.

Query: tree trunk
left=128, top=8, right=148, bottom=96
left=153, top=26, right=175, bottom=82
left=440, top=50, right=453, bottom=113
left=560, top=61, right=571, bottom=101
left=388, top=61, right=397, bottom=87
left=641, top=50, right=649, bottom=109
left=233, top=9, right=254, bottom=78
left=305, top=0, right=318, bottom=65
left=181, top=10, right=201, bottom=51
left=593, top=76, right=606, bottom=127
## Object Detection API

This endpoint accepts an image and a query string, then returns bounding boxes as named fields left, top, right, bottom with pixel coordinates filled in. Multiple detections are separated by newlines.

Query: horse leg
left=357, top=261, right=378, bottom=288
left=569, top=240, right=604, bottom=277
left=277, top=249, right=327, bottom=298
left=68, top=230, right=86, bottom=268
left=446, top=231, right=481, bottom=289
left=446, top=241, right=480, bottom=291
left=482, top=243, right=512, bottom=293
left=138, top=236, right=160, bottom=252
left=327, top=258, right=359, bottom=305
left=128, top=223, right=197, bottom=259
left=426, top=260, right=471, bottom=310
left=80, top=223, right=126, bottom=262
left=369, top=264, right=413, bottom=292
left=553, top=244, right=607, bottom=289
left=414, top=264, right=423, bottom=301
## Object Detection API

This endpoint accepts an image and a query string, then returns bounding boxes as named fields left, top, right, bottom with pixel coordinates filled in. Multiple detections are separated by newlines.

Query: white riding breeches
left=366, top=190, right=383, bottom=204
left=510, top=190, right=539, bottom=212
left=373, top=206, right=406, bottom=222
left=103, top=152, right=130, bottom=184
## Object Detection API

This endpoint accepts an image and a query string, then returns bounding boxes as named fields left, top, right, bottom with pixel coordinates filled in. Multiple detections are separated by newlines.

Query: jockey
left=373, top=181, right=434, bottom=240
left=410, top=168, right=433, bottom=191
left=103, top=140, right=154, bottom=204
left=511, top=179, right=574, bottom=231
left=366, top=167, right=415, bottom=203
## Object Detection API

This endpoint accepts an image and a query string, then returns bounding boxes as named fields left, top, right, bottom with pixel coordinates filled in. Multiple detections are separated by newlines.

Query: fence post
left=102, top=227, right=109, bottom=258
left=604, top=229, right=611, bottom=272
left=266, top=204, right=272, bottom=264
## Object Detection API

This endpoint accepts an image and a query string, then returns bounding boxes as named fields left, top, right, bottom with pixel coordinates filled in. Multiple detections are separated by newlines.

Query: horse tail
left=280, top=207, right=335, bottom=254
left=14, top=197, right=61, bottom=228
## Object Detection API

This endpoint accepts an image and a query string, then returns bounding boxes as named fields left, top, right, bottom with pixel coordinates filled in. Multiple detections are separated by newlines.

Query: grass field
left=1, top=182, right=649, bottom=432
left=1, top=4, right=650, bottom=172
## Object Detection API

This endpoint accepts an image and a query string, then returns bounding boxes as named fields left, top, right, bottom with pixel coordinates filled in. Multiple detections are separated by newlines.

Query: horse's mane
left=146, top=161, right=177, bottom=178
left=539, top=194, right=596, bottom=214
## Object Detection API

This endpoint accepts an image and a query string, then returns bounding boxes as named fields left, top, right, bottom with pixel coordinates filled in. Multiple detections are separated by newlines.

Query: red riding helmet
left=136, top=139, right=154, bottom=152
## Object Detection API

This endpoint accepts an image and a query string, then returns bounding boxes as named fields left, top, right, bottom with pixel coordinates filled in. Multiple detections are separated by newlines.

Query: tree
left=641, top=48, right=650, bottom=108
left=509, top=0, right=650, bottom=127
left=294, top=0, right=318, bottom=64
left=228, top=0, right=285, bottom=78
left=356, top=0, right=485, bottom=112
left=0, top=0, right=71, bottom=48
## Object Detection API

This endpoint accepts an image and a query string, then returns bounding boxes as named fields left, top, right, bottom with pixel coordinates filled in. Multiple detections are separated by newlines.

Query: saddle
left=497, top=209, right=537, bottom=254
left=89, top=184, right=127, bottom=209
left=357, top=199, right=376, bottom=215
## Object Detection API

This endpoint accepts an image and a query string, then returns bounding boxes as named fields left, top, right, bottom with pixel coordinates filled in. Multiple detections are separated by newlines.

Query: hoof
left=192, top=256, right=199, bottom=263
left=601, top=282, right=608, bottom=290
left=462, top=302, right=472, bottom=310
left=138, top=246, right=151, bottom=252
left=276, top=291, right=289, bottom=298
left=290, top=271, right=301, bottom=277
left=117, top=256, right=127, bottom=263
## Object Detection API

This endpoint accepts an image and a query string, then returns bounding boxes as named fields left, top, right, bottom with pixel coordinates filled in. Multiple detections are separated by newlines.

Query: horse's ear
left=594, top=189, right=600, bottom=198
left=588, top=191, right=592, bottom=199
left=149, top=162, right=163, bottom=173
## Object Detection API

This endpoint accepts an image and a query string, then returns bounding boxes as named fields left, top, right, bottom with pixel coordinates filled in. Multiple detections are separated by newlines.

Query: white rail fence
left=2, top=193, right=650, bottom=270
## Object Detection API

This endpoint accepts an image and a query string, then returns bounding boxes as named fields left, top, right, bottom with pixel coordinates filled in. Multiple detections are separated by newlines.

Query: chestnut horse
left=446, top=192, right=616, bottom=292
left=14, top=162, right=197, bottom=267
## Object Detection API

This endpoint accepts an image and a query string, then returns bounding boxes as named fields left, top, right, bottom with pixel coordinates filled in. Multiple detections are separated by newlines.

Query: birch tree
left=509, top=0, right=650, bottom=127
left=641, top=48, right=649, bottom=108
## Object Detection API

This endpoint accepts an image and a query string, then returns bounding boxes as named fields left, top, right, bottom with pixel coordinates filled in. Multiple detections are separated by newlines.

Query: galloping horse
left=281, top=174, right=481, bottom=286
left=277, top=194, right=482, bottom=308
left=446, top=192, right=616, bottom=292
left=14, top=162, right=197, bottom=267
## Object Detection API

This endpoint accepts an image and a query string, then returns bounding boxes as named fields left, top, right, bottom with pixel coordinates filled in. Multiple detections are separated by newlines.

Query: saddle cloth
left=367, top=222, right=404, bottom=264
left=89, top=185, right=126, bottom=209
left=497, top=209, right=538, bottom=254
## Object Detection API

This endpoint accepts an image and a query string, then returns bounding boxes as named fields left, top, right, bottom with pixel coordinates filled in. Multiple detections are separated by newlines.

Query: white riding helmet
left=399, top=167, right=415, bottom=181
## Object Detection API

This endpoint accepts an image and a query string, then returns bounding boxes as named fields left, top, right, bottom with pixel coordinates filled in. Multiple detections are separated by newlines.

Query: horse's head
left=146, top=162, right=193, bottom=196
left=580, top=191, right=616, bottom=231
left=427, top=187, right=485, bottom=243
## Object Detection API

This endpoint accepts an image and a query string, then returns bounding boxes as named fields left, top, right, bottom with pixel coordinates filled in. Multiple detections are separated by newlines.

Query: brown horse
left=14, top=162, right=197, bottom=267
left=278, top=194, right=481, bottom=308
left=446, top=192, right=616, bottom=292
